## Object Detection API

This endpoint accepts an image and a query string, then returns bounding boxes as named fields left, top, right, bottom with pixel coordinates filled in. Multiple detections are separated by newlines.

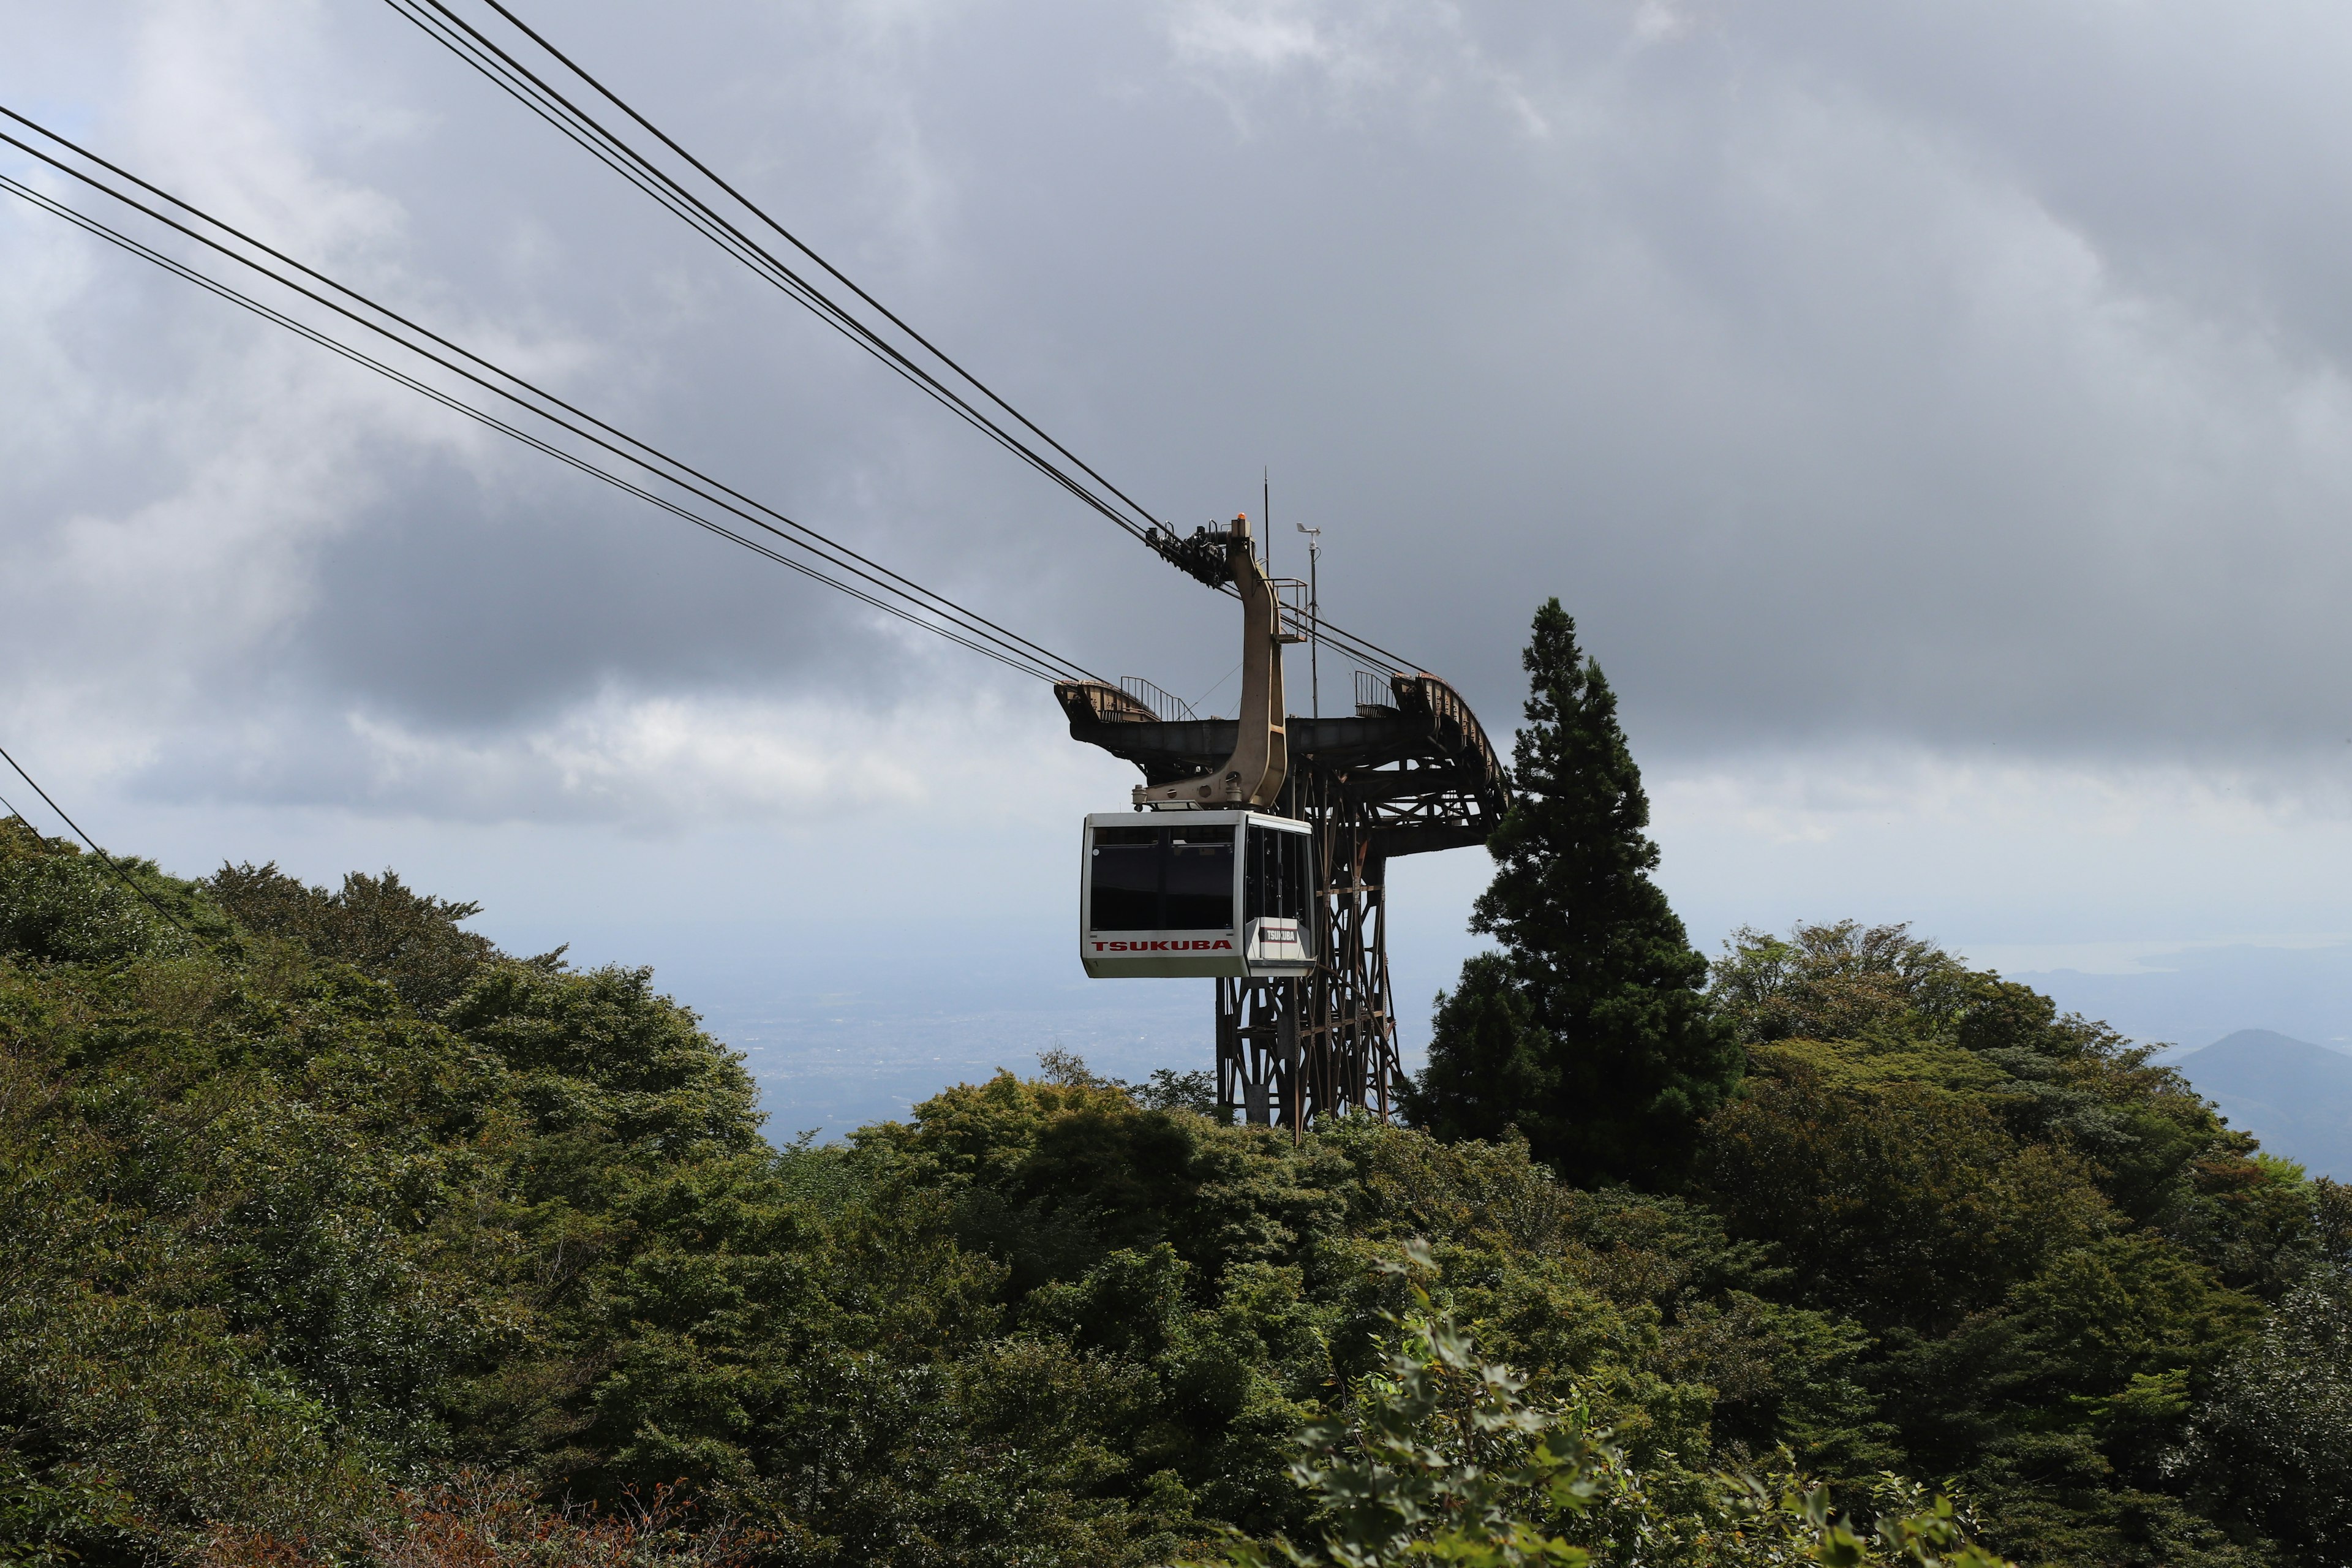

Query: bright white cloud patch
left=314, top=685, right=1084, bottom=828
left=1649, top=748, right=2352, bottom=956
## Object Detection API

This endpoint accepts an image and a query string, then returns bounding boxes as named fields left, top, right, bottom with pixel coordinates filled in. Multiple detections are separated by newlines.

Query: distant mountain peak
left=2188, top=1028, right=2352, bottom=1062
left=2171, top=1029, right=2352, bottom=1180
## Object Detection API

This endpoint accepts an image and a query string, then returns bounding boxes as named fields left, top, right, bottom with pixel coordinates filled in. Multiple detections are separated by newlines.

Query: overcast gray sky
left=9, top=0, right=2352, bottom=1127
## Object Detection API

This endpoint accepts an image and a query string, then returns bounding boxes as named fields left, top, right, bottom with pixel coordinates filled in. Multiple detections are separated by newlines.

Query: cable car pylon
left=1059, top=513, right=1512, bottom=1136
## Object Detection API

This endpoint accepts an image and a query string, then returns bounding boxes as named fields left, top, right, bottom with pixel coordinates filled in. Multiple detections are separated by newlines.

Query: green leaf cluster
left=1190, top=1252, right=2014, bottom=1568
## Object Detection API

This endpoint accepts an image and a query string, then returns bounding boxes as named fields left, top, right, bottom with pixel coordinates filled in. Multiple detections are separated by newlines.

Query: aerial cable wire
left=0, top=116, right=1101, bottom=686
left=389, top=0, right=1425, bottom=677
left=382, top=0, right=1428, bottom=678
left=379, top=0, right=1163, bottom=550
left=0, top=168, right=1058, bottom=682
left=0, top=169, right=1063, bottom=685
left=0, top=167, right=1060, bottom=682
left=452, top=0, right=1175, bottom=543
left=0, top=108, right=1092, bottom=687
left=0, top=740, right=202, bottom=940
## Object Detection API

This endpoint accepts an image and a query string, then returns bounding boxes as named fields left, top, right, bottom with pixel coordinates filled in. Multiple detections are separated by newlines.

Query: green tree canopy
left=1404, top=600, right=1741, bottom=1188
left=205, top=861, right=516, bottom=1014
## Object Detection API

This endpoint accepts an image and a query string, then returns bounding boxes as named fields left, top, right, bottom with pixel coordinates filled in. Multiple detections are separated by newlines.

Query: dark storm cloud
left=9, top=0, right=2352, bottom=823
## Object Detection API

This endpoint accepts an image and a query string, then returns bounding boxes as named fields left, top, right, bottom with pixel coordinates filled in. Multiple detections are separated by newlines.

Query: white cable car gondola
left=1080, top=810, right=1313, bottom=978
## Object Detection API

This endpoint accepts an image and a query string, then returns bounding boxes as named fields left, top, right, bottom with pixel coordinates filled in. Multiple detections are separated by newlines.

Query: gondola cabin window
left=1087, top=826, right=1164, bottom=930
left=1167, top=831, right=1237, bottom=930
left=1084, top=825, right=1235, bottom=930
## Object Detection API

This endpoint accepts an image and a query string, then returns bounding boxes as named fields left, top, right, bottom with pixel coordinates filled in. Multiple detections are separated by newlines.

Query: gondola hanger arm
left=1135, top=513, right=1301, bottom=810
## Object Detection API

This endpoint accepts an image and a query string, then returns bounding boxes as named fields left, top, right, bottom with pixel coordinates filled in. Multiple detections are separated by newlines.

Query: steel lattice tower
left=1057, top=673, right=1507, bottom=1131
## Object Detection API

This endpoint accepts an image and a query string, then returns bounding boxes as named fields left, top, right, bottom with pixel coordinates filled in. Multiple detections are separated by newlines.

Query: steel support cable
left=404, top=0, right=1167, bottom=540
left=0, top=741, right=202, bottom=939
left=0, top=111, right=1092, bottom=688
left=382, top=0, right=1161, bottom=550
left=393, top=0, right=1430, bottom=678
left=377, top=0, right=1125, bottom=540
left=0, top=188, right=1061, bottom=684
left=0, top=171, right=1069, bottom=684
left=4, top=119, right=1412, bottom=706
left=1283, top=606, right=1419, bottom=685
left=0, top=129, right=1099, bottom=686
left=381, top=0, right=1034, bottom=478
left=0, top=186, right=1060, bottom=686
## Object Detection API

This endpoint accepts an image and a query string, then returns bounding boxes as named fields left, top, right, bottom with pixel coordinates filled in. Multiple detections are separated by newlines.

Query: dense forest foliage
left=1, top=815, right=2346, bottom=1565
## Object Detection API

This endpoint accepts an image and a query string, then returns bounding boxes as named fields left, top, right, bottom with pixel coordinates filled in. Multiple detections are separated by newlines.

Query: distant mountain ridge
left=2169, top=1028, right=2352, bottom=1180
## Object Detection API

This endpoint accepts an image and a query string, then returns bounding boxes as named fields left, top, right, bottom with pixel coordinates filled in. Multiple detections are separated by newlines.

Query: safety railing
left=1118, top=676, right=1197, bottom=723
left=1270, top=578, right=1313, bottom=644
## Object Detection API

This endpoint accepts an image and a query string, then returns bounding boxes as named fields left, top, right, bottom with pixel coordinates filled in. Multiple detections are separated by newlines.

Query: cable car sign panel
left=1079, top=810, right=1314, bottom=979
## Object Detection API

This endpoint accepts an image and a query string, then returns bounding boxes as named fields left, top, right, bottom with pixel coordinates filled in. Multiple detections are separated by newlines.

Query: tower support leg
left=1214, top=763, right=1399, bottom=1134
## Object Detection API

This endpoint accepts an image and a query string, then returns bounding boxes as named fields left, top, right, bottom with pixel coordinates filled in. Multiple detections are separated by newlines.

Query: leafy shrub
left=2187, top=1278, right=2352, bottom=1558
left=1191, top=1246, right=2013, bottom=1568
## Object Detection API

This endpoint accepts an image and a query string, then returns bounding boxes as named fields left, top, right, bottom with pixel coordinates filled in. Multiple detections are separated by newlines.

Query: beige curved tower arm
left=1134, top=514, right=1292, bottom=809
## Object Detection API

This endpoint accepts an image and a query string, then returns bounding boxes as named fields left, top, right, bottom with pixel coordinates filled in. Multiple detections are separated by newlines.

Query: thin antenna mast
left=1296, top=519, right=1322, bottom=720
left=1263, top=468, right=1272, bottom=575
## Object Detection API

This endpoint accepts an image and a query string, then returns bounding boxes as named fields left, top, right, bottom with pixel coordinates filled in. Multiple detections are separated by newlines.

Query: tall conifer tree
left=1404, top=599, right=1741, bottom=1187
